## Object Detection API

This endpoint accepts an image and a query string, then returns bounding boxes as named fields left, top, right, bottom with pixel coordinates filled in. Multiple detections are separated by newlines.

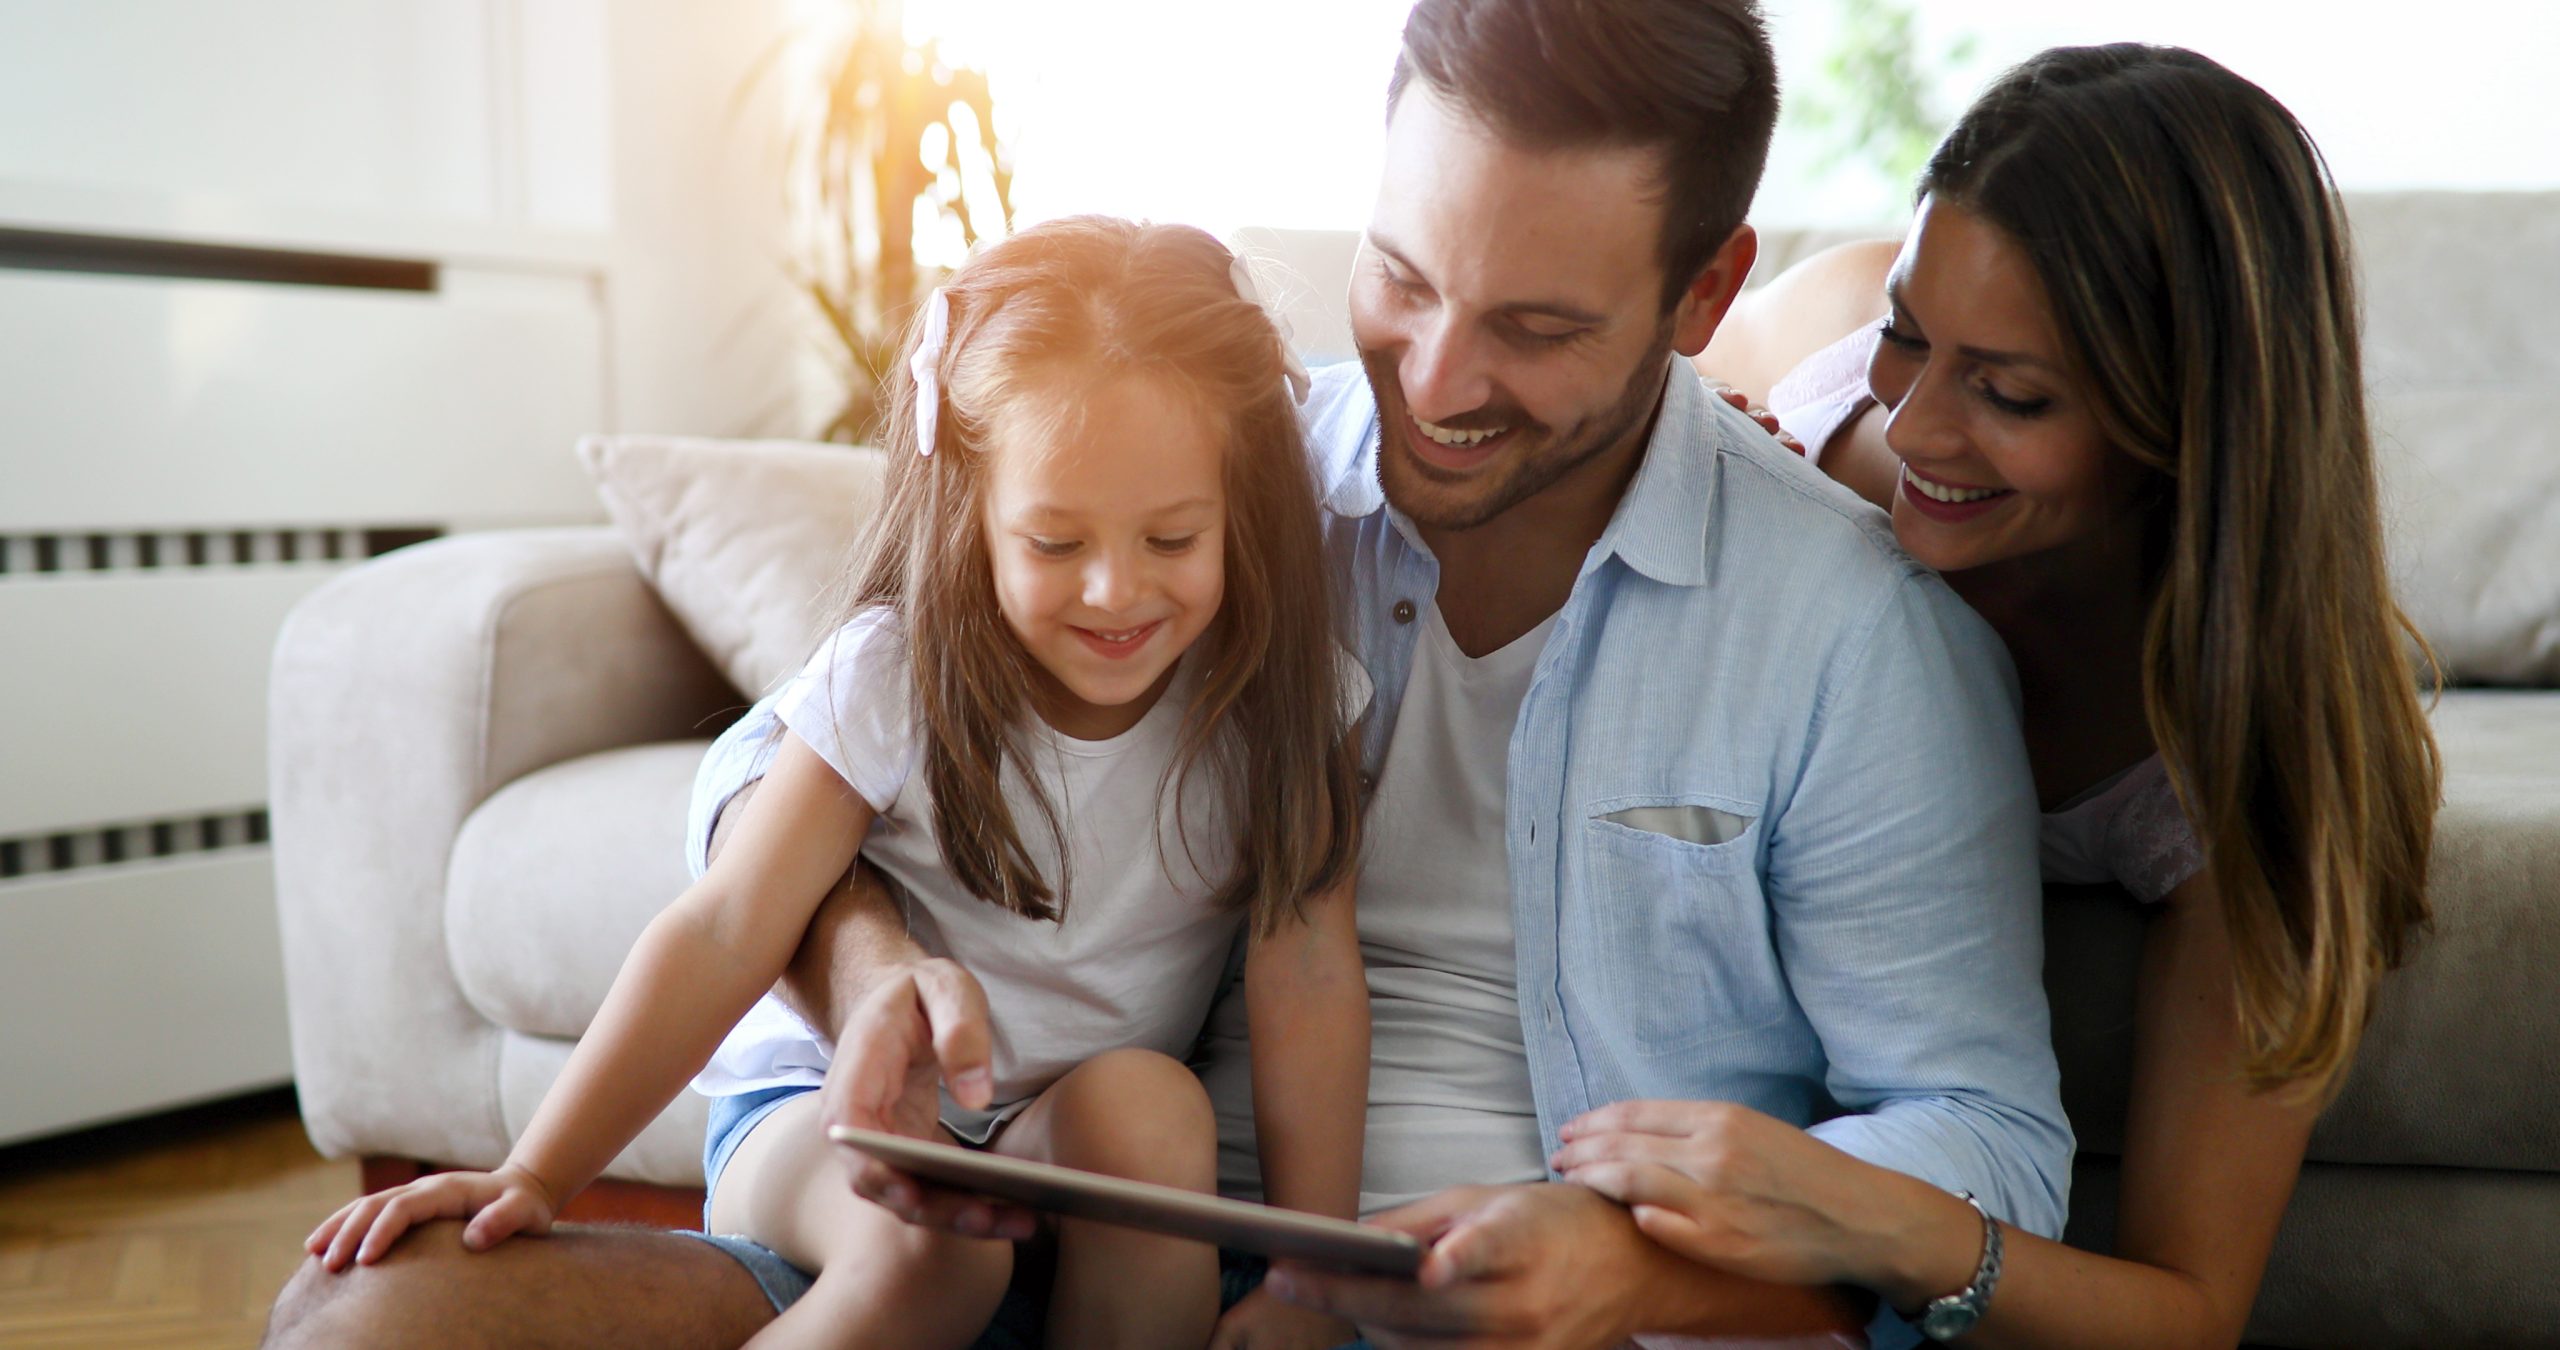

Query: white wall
left=602, top=0, right=816, bottom=441
left=0, top=0, right=813, bottom=1140
left=1755, top=0, right=2560, bottom=226
left=890, top=0, right=2560, bottom=236
left=0, top=0, right=812, bottom=448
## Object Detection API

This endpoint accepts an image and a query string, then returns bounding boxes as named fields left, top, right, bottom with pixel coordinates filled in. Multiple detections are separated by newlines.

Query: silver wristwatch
left=1912, top=1190, right=2003, bottom=1342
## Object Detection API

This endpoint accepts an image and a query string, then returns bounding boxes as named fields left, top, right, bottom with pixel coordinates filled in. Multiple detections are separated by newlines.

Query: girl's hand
left=1703, top=380, right=1806, bottom=455
left=825, top=958, right=1038, bottom=1240
left=303, top=1163, right=561, bottom=1272
left=1549, top=1100, right=1910, bottom=1291
left=1209, top=1284, right=1358, bottom=1350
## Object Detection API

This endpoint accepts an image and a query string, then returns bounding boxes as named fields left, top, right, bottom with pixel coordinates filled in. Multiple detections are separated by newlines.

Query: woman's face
left=1868, top=196, right=2141, bottom=576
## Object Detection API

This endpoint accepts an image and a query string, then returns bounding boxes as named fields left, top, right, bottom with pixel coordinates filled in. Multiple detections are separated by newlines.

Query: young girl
left=307, top=217, right=1372, bottom=1350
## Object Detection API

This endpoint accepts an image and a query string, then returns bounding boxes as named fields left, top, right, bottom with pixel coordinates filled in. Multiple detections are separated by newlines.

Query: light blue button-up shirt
left=1306, top=360, right=2071, bottom=1257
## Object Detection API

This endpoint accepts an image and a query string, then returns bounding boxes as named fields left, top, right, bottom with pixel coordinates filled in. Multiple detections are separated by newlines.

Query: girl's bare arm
left=504, top=733, right=877, bottom=1202
left=1243, top=876, right=1370, bottom=1223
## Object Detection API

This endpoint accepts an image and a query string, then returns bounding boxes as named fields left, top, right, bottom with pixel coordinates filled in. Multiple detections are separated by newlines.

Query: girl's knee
left=1041, top=1049, right=1216, bottom=1186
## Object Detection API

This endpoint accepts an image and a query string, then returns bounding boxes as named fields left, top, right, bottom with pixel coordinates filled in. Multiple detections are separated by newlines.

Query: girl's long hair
left=1922, top=45, right=2441, bottom=1096
left=821, top=216, right=1358, bottom=935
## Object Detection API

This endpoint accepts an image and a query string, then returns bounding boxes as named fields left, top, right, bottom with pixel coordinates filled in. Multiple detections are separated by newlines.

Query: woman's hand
left=1703, top=381, right=1805, bottom=455
left=303, top=1163, right=560, bottom=1271
left=1550, top=1100, right=1938, bottom=1293
left=1209, top=1284, right=1358, bottom=1350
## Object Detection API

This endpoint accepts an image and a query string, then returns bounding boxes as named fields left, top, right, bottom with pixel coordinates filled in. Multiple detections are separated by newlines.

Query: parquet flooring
left=0, top=1091, right=355, bottom=1349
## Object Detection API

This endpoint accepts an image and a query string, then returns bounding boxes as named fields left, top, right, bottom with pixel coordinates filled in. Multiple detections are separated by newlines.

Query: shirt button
left=1357, top=771, right=1377, bottom=793
left=1392, top=599, right=1417, bottom=624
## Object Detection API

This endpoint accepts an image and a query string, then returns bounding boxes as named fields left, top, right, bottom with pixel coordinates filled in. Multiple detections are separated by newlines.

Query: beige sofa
left=272, top=193, right=2560, bottom=1346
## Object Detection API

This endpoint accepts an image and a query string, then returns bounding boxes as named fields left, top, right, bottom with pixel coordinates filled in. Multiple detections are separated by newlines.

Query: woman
left=1552, top=45, right=2442, bottom=1347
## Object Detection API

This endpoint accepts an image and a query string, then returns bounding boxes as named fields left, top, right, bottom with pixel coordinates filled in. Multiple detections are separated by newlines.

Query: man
left=264, top=2, right=2067, bottom=1346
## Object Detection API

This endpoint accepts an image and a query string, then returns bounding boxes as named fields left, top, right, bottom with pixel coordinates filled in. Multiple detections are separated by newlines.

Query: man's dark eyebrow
left=1882, top=278, right=2059, bottom=374
left=1368, top=233, right=1608, bottom=327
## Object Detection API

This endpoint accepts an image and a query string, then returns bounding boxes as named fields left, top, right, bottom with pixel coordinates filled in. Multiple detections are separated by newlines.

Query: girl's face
left=981, top=372, right=1228, bottom=741
left=1868, top=196, right=2139, bottom=575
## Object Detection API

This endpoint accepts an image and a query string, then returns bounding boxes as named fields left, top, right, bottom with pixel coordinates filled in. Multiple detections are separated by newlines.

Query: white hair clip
left=1230, top=255, right=1313, bottom=405
left=908, top=287, right=952, bottom=455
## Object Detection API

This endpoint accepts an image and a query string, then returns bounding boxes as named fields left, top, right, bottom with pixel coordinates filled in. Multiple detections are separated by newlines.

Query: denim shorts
left=682, top=1087, right=1299, bottom=1345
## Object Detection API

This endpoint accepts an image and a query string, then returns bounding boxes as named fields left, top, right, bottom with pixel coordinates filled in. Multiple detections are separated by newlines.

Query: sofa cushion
left=2047, top=689, right=2560, bottom=1175
left=578, top=434, right=888, bottom=698
left=2348, top=191, right=2560, bottom=685
left=448, top=741, right=707, bottom=1041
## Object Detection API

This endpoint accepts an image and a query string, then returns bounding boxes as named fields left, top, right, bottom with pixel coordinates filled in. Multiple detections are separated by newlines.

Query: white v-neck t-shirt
left=1207, top=601, right=1558, bottom=1214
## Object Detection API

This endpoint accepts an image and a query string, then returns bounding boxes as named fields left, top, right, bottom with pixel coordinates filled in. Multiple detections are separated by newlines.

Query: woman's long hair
left=817, top=216, right=1357, bottom=936
left=1922, top=45, right=2441, bottom=1095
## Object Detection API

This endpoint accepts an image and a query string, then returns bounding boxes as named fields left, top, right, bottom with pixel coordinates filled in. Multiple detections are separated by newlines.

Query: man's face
left=1351, top=84, right=1688, bottom=532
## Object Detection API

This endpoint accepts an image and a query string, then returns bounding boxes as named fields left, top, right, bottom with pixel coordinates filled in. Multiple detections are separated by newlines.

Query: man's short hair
left=1388, top=0, right=1779, bottom=314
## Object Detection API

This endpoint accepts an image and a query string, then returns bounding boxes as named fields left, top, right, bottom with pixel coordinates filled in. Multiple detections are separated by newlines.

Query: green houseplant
left=774, top=1, right=1015, bottom=442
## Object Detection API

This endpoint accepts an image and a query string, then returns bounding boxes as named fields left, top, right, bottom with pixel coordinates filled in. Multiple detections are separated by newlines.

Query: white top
left=1206, top=603, right=1557, bottom=1215
left=694, top=609, right=1366, bottom=1139
left=2040, top=754, right=2207, bottom=904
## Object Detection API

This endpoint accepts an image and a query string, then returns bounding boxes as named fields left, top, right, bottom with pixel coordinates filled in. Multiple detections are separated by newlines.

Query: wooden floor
left=0, top=1090, right=355, bottom=1349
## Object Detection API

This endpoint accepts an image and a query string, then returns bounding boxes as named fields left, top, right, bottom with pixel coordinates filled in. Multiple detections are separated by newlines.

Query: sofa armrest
left=270, top=527, right=736, bottom=1165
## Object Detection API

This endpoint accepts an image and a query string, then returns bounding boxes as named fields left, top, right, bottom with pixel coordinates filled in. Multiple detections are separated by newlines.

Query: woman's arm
left=1555, top=872, right=2319, bottom=1349
left=1694, top=239, right=1899, bottom=406
left=1890, top=874, right=2317, bottom=1348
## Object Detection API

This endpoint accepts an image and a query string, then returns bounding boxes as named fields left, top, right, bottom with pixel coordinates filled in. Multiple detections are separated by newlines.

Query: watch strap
left=1914, top=1189, right=2002, bottom=1342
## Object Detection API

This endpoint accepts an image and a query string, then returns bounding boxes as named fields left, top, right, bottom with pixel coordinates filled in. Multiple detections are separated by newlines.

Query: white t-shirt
left=1205, top=603, right=1556, bottom=1214
left=692, top=609, right=1322, bottom=1138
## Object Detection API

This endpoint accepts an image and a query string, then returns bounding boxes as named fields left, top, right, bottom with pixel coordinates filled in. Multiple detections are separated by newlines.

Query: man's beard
left=1359, top=339, right=1673, bottom=533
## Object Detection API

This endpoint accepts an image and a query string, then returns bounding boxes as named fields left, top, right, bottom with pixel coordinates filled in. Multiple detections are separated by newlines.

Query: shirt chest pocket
left=1571, top=794, right=1786, bottom=1055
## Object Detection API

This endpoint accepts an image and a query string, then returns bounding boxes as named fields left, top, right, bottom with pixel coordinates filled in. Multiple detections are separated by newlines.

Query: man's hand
left=1209, top=1285, right=1358, bottom=1350
left=1260, top=1184, right=1658, bottom=1350
left=824, top=957, right=1036, bottom=1240
left=1264, top=1183, right=1869, bottom=1350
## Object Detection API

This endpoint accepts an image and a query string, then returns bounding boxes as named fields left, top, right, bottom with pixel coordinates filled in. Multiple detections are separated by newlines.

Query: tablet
left=828, top=1124, right=1423, bottom=1277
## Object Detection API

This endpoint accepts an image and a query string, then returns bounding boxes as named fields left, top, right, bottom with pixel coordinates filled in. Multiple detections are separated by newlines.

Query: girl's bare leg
left=711, top=1094, right=1014, bottom=1350
left=994, top=1048, right=1222, bottom=1349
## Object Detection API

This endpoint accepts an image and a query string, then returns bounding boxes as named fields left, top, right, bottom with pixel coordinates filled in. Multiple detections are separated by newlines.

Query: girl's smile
left=982, top=372, right=1228, bottom=741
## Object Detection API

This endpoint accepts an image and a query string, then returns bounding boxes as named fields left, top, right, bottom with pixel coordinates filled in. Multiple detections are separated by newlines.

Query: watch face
left=1920, top=1300, right=1980, bottom=1341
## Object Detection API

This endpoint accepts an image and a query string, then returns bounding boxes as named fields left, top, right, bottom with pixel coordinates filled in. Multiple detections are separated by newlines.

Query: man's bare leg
left=263, top=1222, right=774, bottom=1349
left=260, top=780, right=816, bottom=1349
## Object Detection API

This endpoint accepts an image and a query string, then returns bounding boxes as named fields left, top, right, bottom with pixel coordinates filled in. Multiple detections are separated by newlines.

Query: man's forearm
left=776, top=862, right=925, bottom=1036
left=705, top=780, right=923, bottom=1037
left=1637, top=1235, right=1873, bottom=1341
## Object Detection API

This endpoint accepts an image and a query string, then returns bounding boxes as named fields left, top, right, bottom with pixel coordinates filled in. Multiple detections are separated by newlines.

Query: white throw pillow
left=2351, top=191, right=2560, bottom=685
left=576, top=435, right=888, bottom=698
